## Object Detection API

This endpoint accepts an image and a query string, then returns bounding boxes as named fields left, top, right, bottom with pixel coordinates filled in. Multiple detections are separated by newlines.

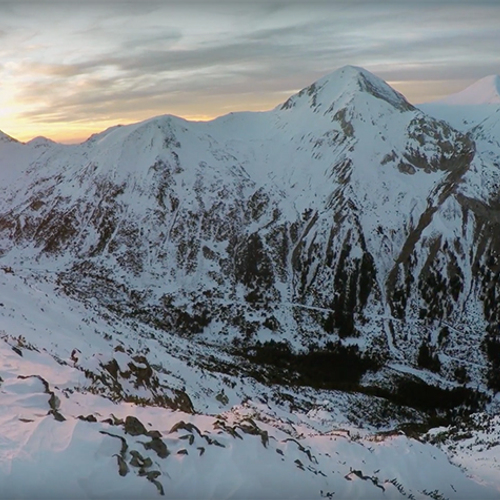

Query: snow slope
left=419, top=75, right=500, bottom=131
left=1, top=66, right=500, bottom=497
left=0, top=66, right=494, bottom=387
left=1, top=269, right=499, bottom=499
left=434, top=75, right=500, bottom=106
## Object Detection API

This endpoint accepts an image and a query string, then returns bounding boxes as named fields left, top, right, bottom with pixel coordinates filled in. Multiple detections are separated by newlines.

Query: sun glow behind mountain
left=0, top=2, right=498, bottom=144
left=1, top=64, right=500, bottom=497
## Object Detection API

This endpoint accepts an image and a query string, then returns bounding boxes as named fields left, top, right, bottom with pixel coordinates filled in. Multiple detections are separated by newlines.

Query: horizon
left=0, top=2, right=499, bottom=144
left=2, top=67, right=500, bottom=146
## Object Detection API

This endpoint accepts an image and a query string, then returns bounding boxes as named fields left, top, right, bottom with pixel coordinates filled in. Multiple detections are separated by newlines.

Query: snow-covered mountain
left=434, top=75, right=500, bottom=106
left=1, top=65, right=500, bottom=498
left=420, top=75, right=500, bottom=131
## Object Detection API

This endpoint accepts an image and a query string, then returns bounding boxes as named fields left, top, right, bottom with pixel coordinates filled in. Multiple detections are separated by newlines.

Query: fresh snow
left=0, top=65, right=500, bottom=498
left=0, top=299, right=498, bottom=499
left=420, top=75, right=500, bottom=131
left=432, top=75, right=500, bottom=106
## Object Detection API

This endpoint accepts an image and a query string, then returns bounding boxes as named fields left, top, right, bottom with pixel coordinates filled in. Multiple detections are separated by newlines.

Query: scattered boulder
left=49, top=409, right=66, bottom=422
left=141, top=437, right=169, bottom=458
left=215, top=389, right=229, bottom=405
left=114, top=454, right=129, bottom=477
left=70, top=348, right=80, bottom=364
left=149, top=477, right=165, bottom=496
left=124, top=415, right=148, bottom=436
left=129, top=450, right=152, bottom=468
left=169, top=420, right=201, bottom=435
left=78, top=414, right=97, bottom=422
left=101, top=414, right=124, bottom=426
left=145, top=470, right=161, bottom=481
left=147, top=429, right=163, bottom=439
left=179, top=434, right=195, bottom=445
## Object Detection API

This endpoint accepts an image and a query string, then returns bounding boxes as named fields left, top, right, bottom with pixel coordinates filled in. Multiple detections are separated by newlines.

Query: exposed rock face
left=0, top=65, right=499, bottom=396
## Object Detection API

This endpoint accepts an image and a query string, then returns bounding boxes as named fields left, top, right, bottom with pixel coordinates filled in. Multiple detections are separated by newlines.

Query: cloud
left=1, top=1, right=499, bottom=140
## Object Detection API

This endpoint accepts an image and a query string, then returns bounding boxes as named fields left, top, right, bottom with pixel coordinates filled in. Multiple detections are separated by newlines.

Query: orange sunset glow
left=0, top=3, right=498, bottom=144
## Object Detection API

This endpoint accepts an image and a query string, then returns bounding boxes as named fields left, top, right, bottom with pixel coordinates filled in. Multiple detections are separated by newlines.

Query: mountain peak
left=279, top=65, right=413, bottom=112
left=435, top=75, right=500, bottom=105
left=321, top=64, right=379, bottom=84
left=27, top=136, right=56, bottom=147
left=0, top=130, right=19, bottom=143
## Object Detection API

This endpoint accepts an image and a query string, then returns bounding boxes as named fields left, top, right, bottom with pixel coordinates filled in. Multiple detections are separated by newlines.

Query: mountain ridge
left=0, top=65, right=417, bottom=146
left=433, top=74, right=500, bottom=106
left=1, top=65, right=500, bottom=498
left=2, top=67, right=498, bottom=147
left=0, top=65, right=487, bottom=385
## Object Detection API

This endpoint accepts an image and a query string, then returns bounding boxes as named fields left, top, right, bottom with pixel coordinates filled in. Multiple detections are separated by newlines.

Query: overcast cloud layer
left=0, top=1, right=499, bottom=142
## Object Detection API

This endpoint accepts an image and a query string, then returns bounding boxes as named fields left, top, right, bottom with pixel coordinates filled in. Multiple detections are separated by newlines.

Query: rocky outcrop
left=0, top=65, right=499, bottom=402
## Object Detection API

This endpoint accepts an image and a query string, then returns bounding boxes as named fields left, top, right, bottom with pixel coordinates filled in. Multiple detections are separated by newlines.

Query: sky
left=0, top=1, right=499, bottom=144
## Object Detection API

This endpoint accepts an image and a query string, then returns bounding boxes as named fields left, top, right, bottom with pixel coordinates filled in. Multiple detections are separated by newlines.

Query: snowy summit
left=0, top=66, right=500, bottom=499
left=433, top=75, right=500, bottom=105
